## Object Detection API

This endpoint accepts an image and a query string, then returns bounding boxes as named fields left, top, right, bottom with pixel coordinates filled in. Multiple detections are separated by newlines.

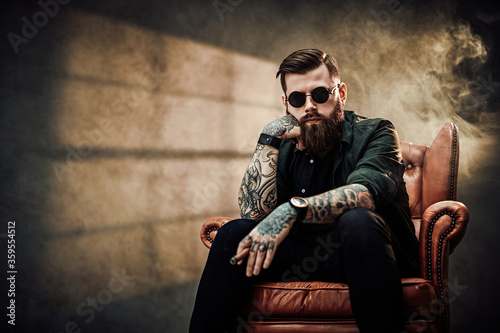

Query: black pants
left=190, top=208, right=416, bottom=333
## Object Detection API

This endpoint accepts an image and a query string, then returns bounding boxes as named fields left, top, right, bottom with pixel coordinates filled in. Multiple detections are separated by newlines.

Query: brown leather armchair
left=199, top=123, right=469, bottom=333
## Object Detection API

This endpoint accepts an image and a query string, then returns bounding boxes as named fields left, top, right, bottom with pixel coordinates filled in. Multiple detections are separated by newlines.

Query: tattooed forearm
left=238, top=114, right=299, bottom=221
left=238, top=144, right=279, bottom=221
left=302, top=184, right=375, bottom=224
left=257, top=203, right=297, bottom=237
left=262, top=114, right=299, bottom=138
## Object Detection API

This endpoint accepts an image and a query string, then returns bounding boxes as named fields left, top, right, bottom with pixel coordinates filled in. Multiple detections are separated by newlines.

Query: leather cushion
left=242, top=323, right=438, bottom=333
left=243, top=278, right=438, bottom=319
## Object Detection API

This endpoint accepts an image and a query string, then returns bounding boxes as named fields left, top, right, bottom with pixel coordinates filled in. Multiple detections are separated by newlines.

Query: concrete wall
left=1, top=0, right=499, bottom=332
left=2, top=3, right=283, bottom=332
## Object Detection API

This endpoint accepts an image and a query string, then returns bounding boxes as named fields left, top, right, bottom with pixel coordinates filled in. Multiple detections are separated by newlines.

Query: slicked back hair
left=276, top=49, right=340, bottom=94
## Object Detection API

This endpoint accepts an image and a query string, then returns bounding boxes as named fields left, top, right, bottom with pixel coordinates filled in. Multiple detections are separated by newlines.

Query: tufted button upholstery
left=401, top=141, right=427, bottom=221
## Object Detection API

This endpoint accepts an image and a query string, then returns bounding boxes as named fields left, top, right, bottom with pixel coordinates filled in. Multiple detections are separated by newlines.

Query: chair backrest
left=400, top=123, right=459, bottom=240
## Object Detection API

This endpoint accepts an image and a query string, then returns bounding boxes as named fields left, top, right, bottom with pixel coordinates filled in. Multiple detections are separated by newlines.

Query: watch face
left=291, top=196, right=308, bottom=208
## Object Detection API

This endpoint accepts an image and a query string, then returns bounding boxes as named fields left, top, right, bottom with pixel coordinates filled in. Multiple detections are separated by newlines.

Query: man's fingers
left=247, top=239, right=278, bottom=276
left=281, top=126, right=301, bottom=140
left=263, top=240, right=276, bottom=269
left=237, top=251, right=248, bottom=265
left=246, top=240, right=260, bottom=277
left=240, top=235, right=252, bottom=244
left=230, top=248, right=250, bottom=265
left=238, top=235, right=252, bottom=249
left=258, top=242, right=267, bottom=253
left=233, top=229, right=282, bottom=275
left=252, top=242, right=268, bottom=276
left=232, top=234, right=253, bottom=266
left=251, top=240, right=259, bottom=253
left=235, top=234, right=252, bottom=255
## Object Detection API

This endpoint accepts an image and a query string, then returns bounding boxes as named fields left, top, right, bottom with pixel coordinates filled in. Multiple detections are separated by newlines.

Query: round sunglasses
left=285, top=84, right=340, bottom=108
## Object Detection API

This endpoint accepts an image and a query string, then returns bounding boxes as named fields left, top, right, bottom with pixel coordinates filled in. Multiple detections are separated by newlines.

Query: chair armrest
left=200, top=217, right=236, bottom=249
left=419, top=200, right=469, bottom=279
left=418, top=200, right=469, bottom=331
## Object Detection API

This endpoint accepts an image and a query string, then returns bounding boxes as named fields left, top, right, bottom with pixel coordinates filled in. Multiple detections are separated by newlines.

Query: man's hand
left=262, top=114, right=300, bottom=140
left=232, top=203, right=297, bottom=277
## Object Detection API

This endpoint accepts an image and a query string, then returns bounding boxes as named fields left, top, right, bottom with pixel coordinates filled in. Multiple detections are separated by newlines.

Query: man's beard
left=298, top=103, right=344, bottom=156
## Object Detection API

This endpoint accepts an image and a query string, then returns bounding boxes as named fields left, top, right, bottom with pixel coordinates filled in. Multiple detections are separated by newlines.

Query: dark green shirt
left=277, top=110, right=419, bottom=274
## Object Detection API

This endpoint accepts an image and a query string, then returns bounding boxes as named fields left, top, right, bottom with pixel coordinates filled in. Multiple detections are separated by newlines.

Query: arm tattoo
left=262, top=115, right=299, bottom=138
left=238, top=145, right=278, bottom=221
left=239, top=115, right=297, bottom=220
left=302, top=184, right=375, bottom=224
left=257, top=204, right=296, bottom=238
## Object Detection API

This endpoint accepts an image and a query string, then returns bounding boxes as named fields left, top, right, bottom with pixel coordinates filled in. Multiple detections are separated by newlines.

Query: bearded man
left=190, top=49, right=419, bottom=333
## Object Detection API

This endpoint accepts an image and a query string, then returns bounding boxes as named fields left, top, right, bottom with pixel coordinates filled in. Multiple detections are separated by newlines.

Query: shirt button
left=301, top=189, right=306, bottom=194
left=310, top=159, right=314, bottom=164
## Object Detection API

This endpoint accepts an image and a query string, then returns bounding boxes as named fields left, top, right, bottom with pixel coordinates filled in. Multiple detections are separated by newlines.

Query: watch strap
left=290, top=197, right=308, bottom=223
left=292, top=206, right=307, bottom=223
left=258, top=133, right=282, bottom=149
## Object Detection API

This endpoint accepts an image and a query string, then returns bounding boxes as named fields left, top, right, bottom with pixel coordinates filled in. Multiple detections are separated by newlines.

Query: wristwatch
left=289, top=196, right=309, bottom=223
